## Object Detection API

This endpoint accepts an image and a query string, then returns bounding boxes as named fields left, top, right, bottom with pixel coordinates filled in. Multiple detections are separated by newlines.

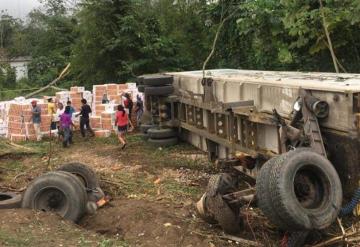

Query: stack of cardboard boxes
left=6, top=100, right=50, bottom=142
left=0, top=82, right=143, bottom=142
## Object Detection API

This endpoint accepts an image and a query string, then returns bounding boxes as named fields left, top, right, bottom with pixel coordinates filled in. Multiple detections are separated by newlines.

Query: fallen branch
left=0, top=186, right=26, bottom=192
left=50, top=85, right=68, bottom=91
left=13, top=171, right=29, bottom=181
left=220, top=234, right=264, bottom=247
left=6, top=141, right=34, bottom=151
left=337, top=217, right=347, bottom=244
left=25, top=63, right=71, bottom=99
left=312, top=230, right=359, bottom=247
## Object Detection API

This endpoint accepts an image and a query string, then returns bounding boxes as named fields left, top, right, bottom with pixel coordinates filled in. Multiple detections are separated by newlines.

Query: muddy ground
left=0, top=132, right=358, bottom=246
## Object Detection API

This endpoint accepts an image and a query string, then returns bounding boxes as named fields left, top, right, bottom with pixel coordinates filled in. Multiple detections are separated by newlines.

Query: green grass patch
left=0, top=159, right=25, bottom=172
left=0, top=229, right=34, bottom=247
left=162, top=179, right=202, bottom=199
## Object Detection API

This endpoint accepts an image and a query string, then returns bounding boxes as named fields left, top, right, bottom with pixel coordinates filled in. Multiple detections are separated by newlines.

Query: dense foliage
left=0, top=0, right=360, bottom=94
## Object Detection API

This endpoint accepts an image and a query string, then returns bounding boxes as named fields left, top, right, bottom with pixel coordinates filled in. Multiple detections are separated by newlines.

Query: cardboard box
left=90, top=116, right=102, bottom=129
left=95, top=129, right=111, bottom=138
left=10, top=134, right=27, bottom=142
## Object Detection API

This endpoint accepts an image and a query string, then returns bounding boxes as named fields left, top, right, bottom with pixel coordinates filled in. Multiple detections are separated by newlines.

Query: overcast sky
left=0, top=0, right=41, bottom=19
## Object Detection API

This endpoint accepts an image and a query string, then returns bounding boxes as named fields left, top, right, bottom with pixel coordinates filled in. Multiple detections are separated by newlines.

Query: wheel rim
left=33, top=187, right=69, bottom=216
left=293, top=165, right=329, bottom=209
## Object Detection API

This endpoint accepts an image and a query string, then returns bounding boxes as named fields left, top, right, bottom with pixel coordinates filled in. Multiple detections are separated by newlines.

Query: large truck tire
left=143, top=75, right=173, bottom=86
left=0, top=192, right=22, bottom=209
left=269, top=149, right=342, bottom=230
left=22, top=171, right=87, bottom=222
left=147, top=128, right=176, bottom=139
left=140, top=123, right=157, bottom=134
left=205, top=174, right=242, bottom=234
left=207, top=194, right=242, bottom=234
left=144, top=85, right=174, bottom=96
left=256, top=156, right=292, bottom=229
left=57, top=162, right=104, bottom=202
left=148, top=137, right=178, bottom=147
left=195, top=193, right=217, bottom=224
left=206, top=173, right=237, bottom=196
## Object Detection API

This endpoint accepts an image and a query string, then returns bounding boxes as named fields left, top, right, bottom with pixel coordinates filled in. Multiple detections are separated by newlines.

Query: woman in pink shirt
left=60, top=106, right=75, bottom=148
left=115, top=105, right=133, bottom=149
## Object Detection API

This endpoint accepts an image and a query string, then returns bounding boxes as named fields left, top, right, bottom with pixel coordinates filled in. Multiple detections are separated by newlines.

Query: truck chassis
left=138, top=69, right=360, bottom=234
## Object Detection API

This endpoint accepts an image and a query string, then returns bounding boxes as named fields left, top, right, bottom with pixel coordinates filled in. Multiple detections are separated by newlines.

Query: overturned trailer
left=138, top=69, right=360, bottom=234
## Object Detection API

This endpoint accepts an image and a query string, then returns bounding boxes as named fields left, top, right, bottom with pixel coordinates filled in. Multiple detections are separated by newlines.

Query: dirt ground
left=0, top=132, right=358, bottom=246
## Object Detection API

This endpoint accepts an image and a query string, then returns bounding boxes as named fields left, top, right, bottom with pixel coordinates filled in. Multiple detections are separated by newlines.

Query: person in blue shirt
left=67, top=101, right=76, bottom=115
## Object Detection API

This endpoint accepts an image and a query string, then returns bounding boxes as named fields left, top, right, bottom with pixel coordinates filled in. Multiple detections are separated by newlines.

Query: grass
left=162, top=179, right=202, bottom=199
left=97, top=239, right=129, bottom=247
left=0, top=223, right=129, bottom=247
left=0, top=130, right=210, bottom=245
left=0, top=229, right=34, bottom=247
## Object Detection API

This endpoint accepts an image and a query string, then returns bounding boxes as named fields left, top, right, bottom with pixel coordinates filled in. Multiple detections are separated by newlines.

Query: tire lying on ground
left=143, top=75, right=173, bottom=86
left=0, top=192, right=22, bottom=209
left=22, top=171, right=87, bottom=222
left=57, top=162, right=104, bottom=202
left=206, top=173, right=237, bottom=196
left=196, top=193, right=217, bottom=224
left=266, top=149, right=342, bottom=231
left=140, top=123, right=157, bottom=134
left=148, top=137, right=178, bottom=147
left=144, top=85, right=174, bottom=96
left=147, top=128, right=176, bottom=139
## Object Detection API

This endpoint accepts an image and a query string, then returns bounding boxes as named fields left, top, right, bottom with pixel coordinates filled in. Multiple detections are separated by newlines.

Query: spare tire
left=145, top=85, right=174, bottom=96
left=268, top=149, right=342, bottom=230
left=57, top=162, right=104, bottom=202
left=147, top=128, right=176, bottom=139
left=143, top=75, right=173, bottom=86
left=0, top=192, right=22, bottom=209
left=148, top=137, right=178, bottom=147
left=22, top=171, right=87, bottom=222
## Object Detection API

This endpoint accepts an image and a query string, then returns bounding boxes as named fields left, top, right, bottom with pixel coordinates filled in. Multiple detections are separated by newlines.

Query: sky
left=0, top=0, right=41, bottom=19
